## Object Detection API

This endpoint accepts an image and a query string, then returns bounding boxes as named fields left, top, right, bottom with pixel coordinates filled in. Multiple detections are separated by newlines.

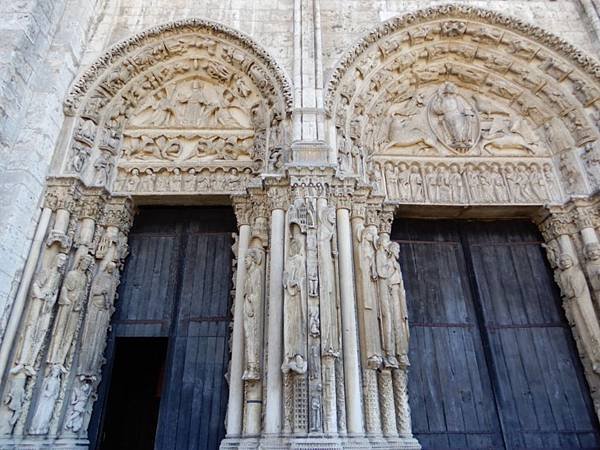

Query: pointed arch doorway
left=90, top=207, right=236, bottom=450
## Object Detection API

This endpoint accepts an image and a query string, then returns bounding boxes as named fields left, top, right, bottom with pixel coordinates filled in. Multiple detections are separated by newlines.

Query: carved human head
left=78, top=254, right=94, bottom=271
left=245, top=248, right=263, bottom=267
left=379, top=233, right=390, bottom=247
left=131, top=168, right=140, bottom=176
left=450, top=164, right=459, bottom=173
left=558, top=253, right=574, bottom=269
left=442, top=82, right=457, bottom=95
left=410, top=165, right=419, bottom=173
left=105, top=261, right=117, bottom=273
left=55, top=253, right=69, bottom=271
left=585, top=243, right=600, bottom=261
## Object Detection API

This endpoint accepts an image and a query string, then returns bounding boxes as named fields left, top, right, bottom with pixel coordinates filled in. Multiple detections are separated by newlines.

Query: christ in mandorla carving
left=429, top=82, right=479, bottom=153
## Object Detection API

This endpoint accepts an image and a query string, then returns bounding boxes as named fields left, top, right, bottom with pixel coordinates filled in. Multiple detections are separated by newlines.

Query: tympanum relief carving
left=327, top=7, right=600, bottom=202
left=64, top=23, right=292, bottom=196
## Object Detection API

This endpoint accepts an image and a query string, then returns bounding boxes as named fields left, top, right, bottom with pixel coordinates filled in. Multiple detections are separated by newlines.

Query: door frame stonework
left=2, top=5, right=600, bottom=450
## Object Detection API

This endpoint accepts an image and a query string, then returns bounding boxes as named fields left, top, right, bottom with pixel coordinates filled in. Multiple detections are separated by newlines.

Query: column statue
left=242, top=248, right=264, bottom=381
left=14, top=253, right=68, bottom=374
left=47, top=255, right=94, bottom=369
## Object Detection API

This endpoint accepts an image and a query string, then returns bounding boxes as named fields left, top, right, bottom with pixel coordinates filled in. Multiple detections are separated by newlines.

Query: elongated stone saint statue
left=390, top=242, right=410, bottom=366
left=356, top=225, right=378, bottom=310
left=47, top=254, right=94, bottom=369
left=78, top=262, right=118, bottom=377
left=585, top=242, right=600, bottom=309
left=556, top=253, right=600, bottom=374
left=242, top=247, right=264, bottom=381
left=318, top=204, right=338, bottom=352
left=376, top=234, right=400, bottom=368
left=283, top=236, right=307, bottom=373
left=29, top=364, right=65, bottom=435
left=2, top=374, right=25, bottom=434
left=14, top=253, right=69, bottom=375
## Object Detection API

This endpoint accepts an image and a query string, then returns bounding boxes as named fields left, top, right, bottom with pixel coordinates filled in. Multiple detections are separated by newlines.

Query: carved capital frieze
left=267, top=186, right=290, bottom=211
left=538, top=209, right=577, bottom=240
left=233, top=197, right=252, bottom=226
left=99, top=197, right=134, bottom=232
left=44, top=178, right=81, bottom=212
left=575, top=206, right=600, bottom=230
left=378, top=208, right=395, bottom=234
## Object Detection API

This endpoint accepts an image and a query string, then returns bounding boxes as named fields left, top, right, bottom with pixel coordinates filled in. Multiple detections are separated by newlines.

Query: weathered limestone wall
left=80, top=0, right=294, bottom=74
left=0, top=0, right=109, bottom=340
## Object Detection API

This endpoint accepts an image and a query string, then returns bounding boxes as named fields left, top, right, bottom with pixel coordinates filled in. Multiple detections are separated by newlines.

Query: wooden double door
left=393, top=220, right=600, bottom=450
left=92, top=207, right=235, bottom=450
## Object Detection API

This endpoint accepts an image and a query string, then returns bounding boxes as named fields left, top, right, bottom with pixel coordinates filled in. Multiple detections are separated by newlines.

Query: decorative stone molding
left=65, top=19, right=292, bottom=116
left=325, top=4, right=600, bottom=204
left=325, top=4, right=600, bottom=113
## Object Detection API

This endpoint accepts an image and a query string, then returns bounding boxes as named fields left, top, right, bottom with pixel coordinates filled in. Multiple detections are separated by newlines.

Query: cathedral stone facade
left=3, top=1, right=600, bottom=449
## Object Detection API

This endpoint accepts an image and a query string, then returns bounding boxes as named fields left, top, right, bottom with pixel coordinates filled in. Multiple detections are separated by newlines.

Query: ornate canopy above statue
left=325, top=5, right=600, bottom=206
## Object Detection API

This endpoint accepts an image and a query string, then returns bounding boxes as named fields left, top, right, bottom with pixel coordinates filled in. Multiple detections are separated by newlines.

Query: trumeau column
left=244, top=193, right=269, bottom=438
left=333, top=186, right=365, bottom=439
left=538, top=206, right=600, bottom=418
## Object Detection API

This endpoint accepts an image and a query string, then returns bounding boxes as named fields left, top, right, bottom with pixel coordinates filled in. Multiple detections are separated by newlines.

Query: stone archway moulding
left=60, top=18, right=294, bottom=199
left=325, top=4, right=600, bottom=208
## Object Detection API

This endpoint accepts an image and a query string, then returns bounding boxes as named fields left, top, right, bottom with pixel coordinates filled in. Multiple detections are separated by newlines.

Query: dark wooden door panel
left=115, top=233, right=179, bottom=337
left=156, top=228, right=233, bottom=450
left=393, top=220, right=600, bottom=450
left=466, top=222, right=600, bottom=449
left=395, top=223, right=504, bottom=449
left=96, top=207, right=234, bottom=450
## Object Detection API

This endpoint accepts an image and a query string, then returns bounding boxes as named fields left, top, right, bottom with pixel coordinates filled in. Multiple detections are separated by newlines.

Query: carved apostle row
left=370, top=159, right=562, bottom=204
left=113, top=166, right=250, bottom=194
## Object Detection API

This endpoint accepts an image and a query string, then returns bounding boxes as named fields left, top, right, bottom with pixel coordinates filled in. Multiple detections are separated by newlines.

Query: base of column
left=220, top=435, right=420, bottom=449
left=0, top=437, right=89, bottom=449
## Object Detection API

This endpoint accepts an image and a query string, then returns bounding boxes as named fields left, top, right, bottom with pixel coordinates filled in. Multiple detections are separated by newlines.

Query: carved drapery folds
left=537, top=201, right=600, bottom=417
left=326, top=5, right=600, bottom=205
left=351, top=202, right=413, bottom=440
left=279, top=172, right=348, bottom=437
left=63, top=20, right=292, bottom=196
left=0, top=179, right=133, bottom=440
